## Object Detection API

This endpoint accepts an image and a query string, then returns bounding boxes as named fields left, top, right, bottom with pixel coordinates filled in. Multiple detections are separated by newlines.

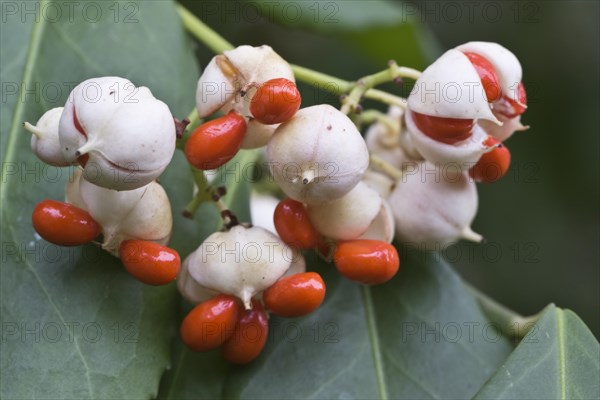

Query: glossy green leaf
left=253, top=0, right=402, bottom=31
left=475, top=304, right=600, bottom=399
left=250, top=0, right=441, bottom=69
left=0, top=1, right=200, bottom=398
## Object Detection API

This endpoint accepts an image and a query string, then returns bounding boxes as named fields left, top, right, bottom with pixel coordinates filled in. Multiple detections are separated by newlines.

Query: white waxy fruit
left=365, top=116, right=408, bottom=171
left=359, top=199, right=395, bottom=243
left=362, top=170, right=395, bottom=198
left=364, top=106, right=403, bottom=149
left=307, top=182, right=382, bottom=241
left=179, top=247, right=305, bottom=306
left=178, top=257, right=219, bottom=305
left=227, top=45, right=294, bottom=88
left=398, top=129, right=423, bottom=161
left=195, top=56, right=239, bottom=118
left=367, top=104, right=422, bottom=162
left=59, top=77, right=176, bottom=191
left=407, top=49, right=500, bottom=123
left=389, top=162, right=482, bottom=249
left=186, top=225, right=292, bottom=309
left=24, top=107, right=72, bottom=167
left=65, top=168, right=172, bottom=256
left=478, top=114, right=529, bottom=142
left=281, top=249, right=307, bottom=277
left=267, top=104, right=369, bottom=205
left=405, top=109, right=495, bottom=165
left=254, top=249, right=306, bottom=303
left=456, top=41, right=523, bottom=105
left=366, top=124, right=423, bottom=173
left=241, top=119, right=279, bottom=149
left=249, top=192, right=279, bottom=234
left=64, top=168, right=86, bottom=209
left=196, top=45, right=294, bottom=118
left=219, top=96, right=278, bottom=149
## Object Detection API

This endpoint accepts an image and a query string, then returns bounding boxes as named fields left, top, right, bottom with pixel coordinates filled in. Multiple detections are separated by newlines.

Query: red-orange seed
left=185, top=111, right=247, bottom=170
left=273, top=198, right=319, bottom=249
left=250, top=78, right=301, bottom=125
left=412, top=112, right=475, bottom=145
left=334, top=240, right=400, bottom=285
left=263, top=272, right=326, bottom=318
left=463, top=52, right=502, bottom=102
left=119, top=240, right=180, bottom=286
left=180, top=295, right=240, bottom=352
left=222, top=300, right=269, bottom=364
left=469, top=137, right=511, bottom=183
left=32, top=199, right=101, bottom=246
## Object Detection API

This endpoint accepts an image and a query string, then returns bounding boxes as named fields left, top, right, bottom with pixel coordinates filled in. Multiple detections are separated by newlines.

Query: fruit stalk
left=340, top=61, right=421, bottom=115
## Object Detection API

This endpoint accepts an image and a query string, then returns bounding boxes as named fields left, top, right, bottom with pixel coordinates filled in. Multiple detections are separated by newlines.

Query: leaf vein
left=10, top=234, right=95, bottom=398
left=362, top=286, right=388, bottom=400
left=48, top=23, right=104, bottom=76
left=384, top=352, right=441, bottom=399
left=1, top=1, right=46, bottom=201
left=557, top=309, right=567, bottom=399
left=305, top=350, right=363, bottom=399
left=390, top=290, right=495, bottom=369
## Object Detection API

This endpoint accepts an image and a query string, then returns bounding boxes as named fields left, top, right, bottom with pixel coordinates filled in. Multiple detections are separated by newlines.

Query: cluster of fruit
left=179, top=45, right=398, bottom=362
left=367, top=41, right=528, bottom=248
left=26, top=41, right=527, bottom=364
left=27, top=77, right=181, bottom=285
left=178, top=218, right=325, bottom=363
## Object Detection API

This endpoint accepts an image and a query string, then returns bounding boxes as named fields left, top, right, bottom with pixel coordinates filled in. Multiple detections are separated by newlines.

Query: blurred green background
left=181, top=0, right=599, bottom=336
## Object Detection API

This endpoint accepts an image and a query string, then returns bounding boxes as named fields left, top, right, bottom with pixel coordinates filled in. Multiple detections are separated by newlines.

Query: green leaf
left=250, top=0, right=441, bottom=68
left=475, top=304, right=600, bottom=399
left=158, top=339, right=231, bottom=400
left=0, top=1, right=200, bottom=398
left=251, top=0, right=404, bottom=32
left=338, top=23, right=440, bottom=71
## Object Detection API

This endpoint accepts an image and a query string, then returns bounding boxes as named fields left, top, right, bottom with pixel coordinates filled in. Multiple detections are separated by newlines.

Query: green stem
left=175, top=4, right=414, bottom=109
left=186, top=108, right=200, bottom=133
left=176, top=108, right=201, bottom=150
left=341, top=61, right=421, bottom=114
left=369, top=154, right=403, bottom=181
left=292, top=65, right=407, bottom=108
left=176, top=4, right=233, bottom=53
left=290, top=64, right=352, bottom=93
left=360, top=109, right=405, bottom=148
left=363, top=90, right=408, bottom=108
left=183, top=168, right=211, bottom=217
left=359, top=109, right=397, bottom=133
left=466, top=283, right=541, bottom=340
